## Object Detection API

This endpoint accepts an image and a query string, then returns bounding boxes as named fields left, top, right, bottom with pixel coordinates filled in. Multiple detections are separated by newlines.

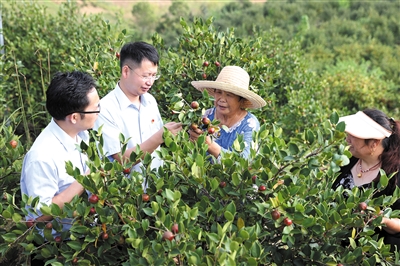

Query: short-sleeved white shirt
left=20, top=119, right=88, bottom=232
left=94, top=84, right=164, bottom=173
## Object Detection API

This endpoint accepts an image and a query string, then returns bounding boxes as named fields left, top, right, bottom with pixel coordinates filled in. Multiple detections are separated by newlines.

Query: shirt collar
left=115, top=83, right=150, bottom=109
left=48, top=119, right=82, bottom=152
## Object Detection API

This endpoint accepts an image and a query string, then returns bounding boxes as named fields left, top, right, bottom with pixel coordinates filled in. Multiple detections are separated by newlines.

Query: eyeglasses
left=126, top=65, right=160, bottom=82
left=68, top=105, right=101, bottom=115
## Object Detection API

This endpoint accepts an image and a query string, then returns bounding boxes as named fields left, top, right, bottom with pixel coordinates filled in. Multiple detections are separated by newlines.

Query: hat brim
left=191, top=81, right=266, bottom=109
left=339, top=111, right=392, bottom=139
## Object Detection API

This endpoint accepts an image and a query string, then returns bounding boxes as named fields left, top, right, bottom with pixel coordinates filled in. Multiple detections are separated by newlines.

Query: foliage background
left=1, top=0, right=400, bottom=265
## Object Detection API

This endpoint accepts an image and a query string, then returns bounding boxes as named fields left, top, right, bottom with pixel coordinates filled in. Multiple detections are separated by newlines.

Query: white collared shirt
left=94, top=84, right=164, bottom=173
left=20, top=119, right=88, bottom=232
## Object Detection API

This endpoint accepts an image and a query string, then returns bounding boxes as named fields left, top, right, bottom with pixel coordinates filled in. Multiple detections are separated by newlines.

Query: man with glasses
left=94, top=41, right=182, bottom=187
left=20, top=71, right=99, bottom=235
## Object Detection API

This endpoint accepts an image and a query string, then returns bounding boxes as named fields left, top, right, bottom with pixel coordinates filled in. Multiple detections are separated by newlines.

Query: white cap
left=339, top=111, right=392, bottom=139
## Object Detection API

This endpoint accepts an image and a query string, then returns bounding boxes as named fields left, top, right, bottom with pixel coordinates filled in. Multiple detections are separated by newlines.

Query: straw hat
left=191, top=66, right=266, bottom=109
left=339, top=111, right=392, bottom=139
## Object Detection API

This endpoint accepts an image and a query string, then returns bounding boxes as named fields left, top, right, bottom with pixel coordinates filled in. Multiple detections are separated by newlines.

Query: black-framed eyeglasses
left=126, top=65, right=161, bottom=82
left=68, top=105, right=101, bottom=115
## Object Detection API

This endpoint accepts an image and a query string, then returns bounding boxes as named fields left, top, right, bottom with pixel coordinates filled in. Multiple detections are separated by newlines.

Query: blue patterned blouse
left=203, top=107, right=260, bottom=159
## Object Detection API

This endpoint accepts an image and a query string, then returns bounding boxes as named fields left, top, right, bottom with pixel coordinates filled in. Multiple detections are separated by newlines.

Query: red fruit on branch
left=271, top=210, right=280, bottom=220
left=26, top=219, right=35, bottom=228
left=102, top=233, right=109, bottom=240
left=359, top=202, right=367, bottom=211
left=142, top=193, right=150, bottom=202
left=171, top=223, right=179, bottom=234
left=283, top=217, right=293, bottom=226
left=219, top=181, right=226, bottom=188
left=202, top=73, right=207, bottom=79
left=162, top=231, right=175, bottom=241
left=55, top=236, right=62, bottom=243
left=203, top=61, right=209, bottom=67
left=190, top=101, right=199, bottom=109
left=123, top=168, right=131, bottom=174
left=207, top=127, right=215, bottom=134
left=252, top=175, right=257, bottom=182
left=9, top=140, right=18, bottom=149
left=258, top=185, right=266, bottom=191
left=90, top=207, right=96, bottom=215
left=215, top=61, right=221, bottom=67
left=89, top=194, right=99, bottom=204
left=201, top=117, right=210, bottom=126
left=190, top=123, right=199, bottom=131
left=116, top=52, right=120, bottom=59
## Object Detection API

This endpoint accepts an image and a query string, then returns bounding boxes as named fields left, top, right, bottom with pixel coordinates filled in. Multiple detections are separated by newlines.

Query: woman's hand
left=188, top=127, right=204, bottom=142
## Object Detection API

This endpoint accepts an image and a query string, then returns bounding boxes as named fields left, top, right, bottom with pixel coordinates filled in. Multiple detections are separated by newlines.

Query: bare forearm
left=52, top=181, right=85, bottom=210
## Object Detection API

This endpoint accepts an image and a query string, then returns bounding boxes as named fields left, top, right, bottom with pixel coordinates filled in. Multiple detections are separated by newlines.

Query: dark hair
left=363, top=109, right=400, bottom=191
left=119, top=41, right=159, bottom=70
left=46, top=71, right=97, bottom=120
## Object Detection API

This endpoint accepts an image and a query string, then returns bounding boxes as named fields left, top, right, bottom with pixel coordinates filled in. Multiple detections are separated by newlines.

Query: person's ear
left=67, top=113, right=78, bottom=124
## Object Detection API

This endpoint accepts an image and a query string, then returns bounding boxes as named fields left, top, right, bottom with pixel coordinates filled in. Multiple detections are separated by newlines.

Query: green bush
left=2, top=0, right=125, bottom=144
left=319, top=60, right=399, bottom=116
left=1, top=1, right=400, bottom=265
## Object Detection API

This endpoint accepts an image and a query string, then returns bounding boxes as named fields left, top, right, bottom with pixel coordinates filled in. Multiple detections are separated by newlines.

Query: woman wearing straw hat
left=333, top=108, right=400, bottom=249
left=189, top=66, right=266, bottom=159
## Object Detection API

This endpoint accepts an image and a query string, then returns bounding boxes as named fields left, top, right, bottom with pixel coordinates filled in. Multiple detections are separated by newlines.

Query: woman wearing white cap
left=189, top=66, right=266, bottom=159
left=333, top=108, right=400, bottom=249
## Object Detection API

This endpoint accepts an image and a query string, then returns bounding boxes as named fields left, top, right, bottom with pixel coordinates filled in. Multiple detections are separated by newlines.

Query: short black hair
left=46, top=71, right=97, bottom=120
left=119, top=41, right=159, bottom=70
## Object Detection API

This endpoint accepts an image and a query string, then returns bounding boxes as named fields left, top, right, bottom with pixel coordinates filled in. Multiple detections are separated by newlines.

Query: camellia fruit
left=207, top=127, right=216, bottom=134
left=9, top=140, right=18, bottom=149
left=258, top=185, right=266, bottom=191
left=89, top=194, right=99, bottom=204
left=123, top=168, right=130, bottom=174
left=26, top=219, right=35, bottom=228
left=55, top=236, right=62, bottom=243
left=219, top=181, right=226, bottom=188
left=359, top=202, right=367, bottom=211
left=201, top=117, right=210, bottom=126
left=102, top=233, right=109, bottom=240
left=190, top=123, right=199, bottom=131
left=215, top=61, right=221, bottom=67
left=142, top=193, right=150, bottom=202
left=252, top=175, right=257, bottom=182
left=90, top=207, right=96, bottom=215
left=203, top=61, right=209, bottom=67
left=116, top=52, right=120, bottom=59
left=162, top=230, right=175, bottom=241
left=271, top=210, right=280, bottom=220
left=283, top=217, right=293, bottom=226
left=190, top=101, right=199, bottom=109
left=171, top=223, right=179, bottom=234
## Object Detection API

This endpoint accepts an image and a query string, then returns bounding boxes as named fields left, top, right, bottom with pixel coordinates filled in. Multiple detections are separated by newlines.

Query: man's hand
left=164, top=122, right=183, bottom=136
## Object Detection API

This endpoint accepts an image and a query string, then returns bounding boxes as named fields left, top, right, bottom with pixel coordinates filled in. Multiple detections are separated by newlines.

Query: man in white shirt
left=94, top=42, right=182, bottom=186
left=20, top=71, right=100, bottom=233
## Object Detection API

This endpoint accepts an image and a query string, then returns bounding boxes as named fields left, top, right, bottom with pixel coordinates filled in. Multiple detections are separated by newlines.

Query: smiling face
left=345, top=133, right=377, bottom=159
left=120, top=59, right=158, bottom=102
left=213, top=89, right=243, bottom=116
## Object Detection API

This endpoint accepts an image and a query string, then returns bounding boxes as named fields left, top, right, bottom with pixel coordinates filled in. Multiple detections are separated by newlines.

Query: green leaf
left=206, top=233, right=220, bottom=243
left=50, top=203, right=62, bottom=216
left=224, top=211, right=234, bottom=222
left=67, top=240, right=83, bottom=251
left=12, top=212, right=22, bottom=223
left=330, top=112, right=339, bottom=124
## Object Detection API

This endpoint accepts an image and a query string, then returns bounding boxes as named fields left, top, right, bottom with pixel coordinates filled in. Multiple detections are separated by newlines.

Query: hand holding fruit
left=164, top=122, right=183, bottom=136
